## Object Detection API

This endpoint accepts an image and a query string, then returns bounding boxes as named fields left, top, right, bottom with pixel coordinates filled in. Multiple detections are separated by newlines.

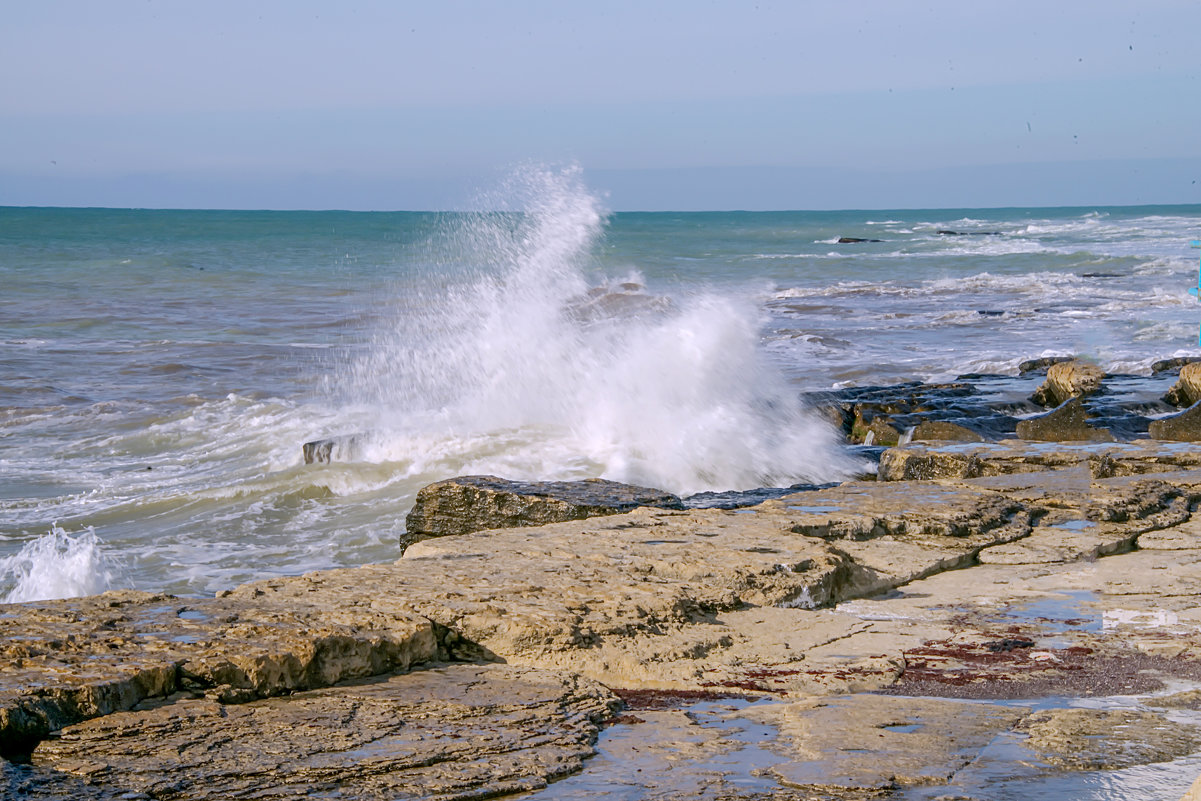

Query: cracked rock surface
left=5, top=443, right=1201, bottom=798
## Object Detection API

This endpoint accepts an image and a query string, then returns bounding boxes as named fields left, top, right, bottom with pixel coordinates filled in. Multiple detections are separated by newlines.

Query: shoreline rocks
left=1167, top=363, right=1201, bottom=407
left=402, top=475, right=685, bottom=551
left=1030, top=359, right=1106, bottom=407
left=15, top=364, right=1201, bottom=797
left=1015, top=398, right=1116, bottom=442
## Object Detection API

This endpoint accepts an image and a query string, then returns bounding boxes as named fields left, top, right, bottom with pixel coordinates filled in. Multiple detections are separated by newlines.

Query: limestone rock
left=0, top=591, right=441, bottom=756
left=403, top=475, right=684, bottom=549
left=745, top=694, right=1025, bottom=793
left=1149, top=402, right=1201, bottom=441
left=878, top=447, right=982, bottom=481
left=910, top=420, right=985, bottom=442
left=1016, top=398, right=1115, bottom=442
left=1165, top=362, right=1201, bottom=407
left=1019, top=707, right=1201, bottom=770
left=1030, top=359, right=1105, bottom=406
left=31, top=664, right=619, bottom=801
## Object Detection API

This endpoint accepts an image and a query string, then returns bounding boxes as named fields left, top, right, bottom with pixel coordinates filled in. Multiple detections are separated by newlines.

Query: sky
left=2, top=0, right=1200, bottom=211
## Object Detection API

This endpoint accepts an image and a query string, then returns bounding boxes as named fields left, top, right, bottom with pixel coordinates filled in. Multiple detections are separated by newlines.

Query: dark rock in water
left=813, top=403, right=853, bottom=436
left=1016, top=398, right=1115, bottom=442
left=850, top=409, right=901, bottom=446
left=403, top=476, right=685, bottom=551
left=936, top=230, right=1002, bottom=236
left=911, top=420, right=985, bottom=443
left=303, top=439, right=336, bottom=464
left=1018, top=356, right=1075, bottom=375
left=1151, top=357, right=1201, bottom=375
left=1148, top=402, right=1201, bottom=441
left=303, top=435, right=362, bottom=464
left=807, top=381, right=1015, bottom=443
left=976, top=310, right=1006, bottom=317
left=1164, top=362, right=1201, bottom=407
left=682, top=483, right=839, bottom=510
left=837, top=236, right=883, bottom=243
left=1080, top=272, right=1123, bottom=278
left=1030, top=360, right=1105, bottom=407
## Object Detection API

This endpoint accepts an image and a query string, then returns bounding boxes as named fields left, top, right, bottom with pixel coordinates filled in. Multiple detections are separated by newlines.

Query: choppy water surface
left=2, top=168, right=1200, bottom=599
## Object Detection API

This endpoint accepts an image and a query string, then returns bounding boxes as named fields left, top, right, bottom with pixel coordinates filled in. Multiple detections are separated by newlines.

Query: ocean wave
left=341, top=164, right=856, bottom=496
left=0, top=526, right=122, bottom=603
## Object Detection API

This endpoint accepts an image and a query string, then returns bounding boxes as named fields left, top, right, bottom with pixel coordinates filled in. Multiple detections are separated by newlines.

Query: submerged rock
left=1165, top=362, right=1201, bottom=407
left=402, top=475, right=684, bottom=550
left=836, top=236, right=882, bottom=243
left=748, top=695, right=1024, bottom=794
left=1019, top=708, right=1201, bottom=770
left=1016, top=398, right=1115, bottom=442
left=1030, top=359, right=1105, bottom=407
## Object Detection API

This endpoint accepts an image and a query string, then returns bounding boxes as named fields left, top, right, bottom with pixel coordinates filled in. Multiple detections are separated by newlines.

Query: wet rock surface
left=1030, top=359, right=1106, bottom=407
left=807, top=364, right=1179, bottom=446
left=1152, top=402, right=1201, bottom=441
left=1019, top=707, right=1201, bottom=770
left=28, top=664, right=617, bottom=801
left=402, top=474, right=685, bottom=550
left=12, top=393, right=1201, bottom=797
left=1015, top=397, right=1116, bottom=442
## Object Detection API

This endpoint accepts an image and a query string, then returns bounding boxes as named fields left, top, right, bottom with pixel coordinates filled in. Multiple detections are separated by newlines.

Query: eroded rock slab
left=31, top=663, right=619, bottom=801
left=402, top=475, right=685, bottom=549
left=0, top=590, right=441, bottom=756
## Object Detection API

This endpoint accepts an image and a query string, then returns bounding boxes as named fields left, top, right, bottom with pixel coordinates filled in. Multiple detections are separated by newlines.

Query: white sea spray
left=0, top=525, right=121, bottom=603
left=344, top=164, right=854, bottom=494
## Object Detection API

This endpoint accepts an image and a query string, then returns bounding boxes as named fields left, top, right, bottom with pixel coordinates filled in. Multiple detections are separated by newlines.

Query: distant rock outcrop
left=1030, top=360, right=1105, bottom=407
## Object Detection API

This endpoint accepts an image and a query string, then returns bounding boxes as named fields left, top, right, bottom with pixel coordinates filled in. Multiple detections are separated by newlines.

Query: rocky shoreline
left=7, top=362, right=1201, bottom=799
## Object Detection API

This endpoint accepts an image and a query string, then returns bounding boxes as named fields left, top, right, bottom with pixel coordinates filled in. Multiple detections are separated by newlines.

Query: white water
left=344, top=165, right=852, bottom=495
left=0, top=525, right=120, bottom=603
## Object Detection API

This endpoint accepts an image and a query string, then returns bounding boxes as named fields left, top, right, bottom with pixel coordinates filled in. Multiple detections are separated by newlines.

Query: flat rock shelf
left=8, top=439, right=1201, bottom=798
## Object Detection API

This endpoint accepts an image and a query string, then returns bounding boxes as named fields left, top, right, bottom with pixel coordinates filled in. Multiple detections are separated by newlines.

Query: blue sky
left=2, top=1, right=1200, bottom=210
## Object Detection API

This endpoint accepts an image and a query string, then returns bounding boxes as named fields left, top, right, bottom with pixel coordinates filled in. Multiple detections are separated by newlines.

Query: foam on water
left=0, top=525, right=120, bottom=603
left=343, top=165, right=852, bottom=495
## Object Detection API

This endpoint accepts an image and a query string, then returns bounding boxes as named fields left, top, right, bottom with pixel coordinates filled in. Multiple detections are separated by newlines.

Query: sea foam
left=344, top=165, right=853, bottom=495
left=0, top=526, right=120, bottom=603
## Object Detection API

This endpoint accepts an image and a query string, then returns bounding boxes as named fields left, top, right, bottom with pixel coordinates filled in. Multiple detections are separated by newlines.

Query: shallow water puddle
left=523, top=690, right=1201, bottom=801
left=521, top=699, right=782, bottom=800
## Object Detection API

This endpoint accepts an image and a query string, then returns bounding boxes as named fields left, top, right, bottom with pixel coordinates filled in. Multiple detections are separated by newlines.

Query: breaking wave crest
left=0, top=526, right=120, bottom=603
left=344, top=165, right=851, bottom=494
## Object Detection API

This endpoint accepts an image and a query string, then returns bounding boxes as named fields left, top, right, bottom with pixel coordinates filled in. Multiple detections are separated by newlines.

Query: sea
left=3, top=165, right=1200, bottom=602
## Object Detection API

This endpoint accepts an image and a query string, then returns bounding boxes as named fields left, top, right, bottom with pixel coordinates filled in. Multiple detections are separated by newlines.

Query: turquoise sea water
left=2, top=169, right=1200, bottom=600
